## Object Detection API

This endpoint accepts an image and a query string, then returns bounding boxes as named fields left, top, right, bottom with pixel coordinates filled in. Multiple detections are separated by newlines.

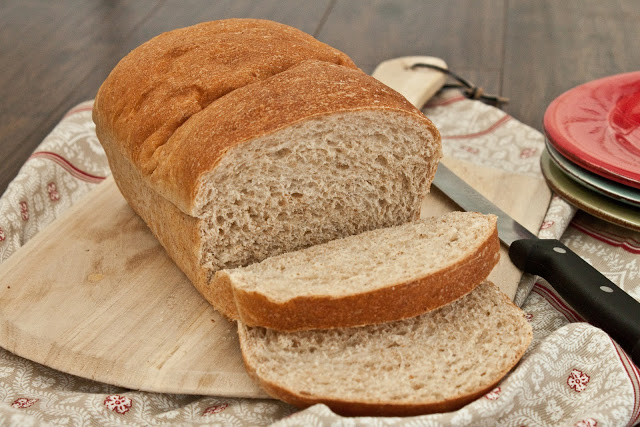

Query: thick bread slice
left=93, top=20, right=442, bottom=320
left=215, top=212, right=499, bottom=330
left=238, top=281, right=533, bottom=417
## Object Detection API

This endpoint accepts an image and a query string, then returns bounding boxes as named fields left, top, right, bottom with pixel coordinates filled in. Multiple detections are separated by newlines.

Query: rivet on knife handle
left=509, top=238, right=640, bottom=366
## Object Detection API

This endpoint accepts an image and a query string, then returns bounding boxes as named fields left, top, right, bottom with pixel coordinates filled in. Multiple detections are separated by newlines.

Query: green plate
left=540, top=150, right=640, bottom=232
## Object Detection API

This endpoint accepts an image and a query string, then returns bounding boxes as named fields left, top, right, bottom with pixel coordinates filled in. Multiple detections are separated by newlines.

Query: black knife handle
left=510, top=238, right=640, bottom=366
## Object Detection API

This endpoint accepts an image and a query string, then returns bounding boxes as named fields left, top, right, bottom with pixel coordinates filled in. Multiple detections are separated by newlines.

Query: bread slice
left=214, top=212, right=499, bottom=331
left=238, top=281, right=532, bottom=417
left=93, top=20, right=442, bottom=320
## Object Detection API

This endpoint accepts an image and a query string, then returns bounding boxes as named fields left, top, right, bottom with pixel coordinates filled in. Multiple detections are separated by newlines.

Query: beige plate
left=541, top=150, right=640, bottom=232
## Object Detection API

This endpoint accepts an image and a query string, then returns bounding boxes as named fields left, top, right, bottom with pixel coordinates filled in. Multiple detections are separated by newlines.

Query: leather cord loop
left=411, top=63, right=509, bottom=106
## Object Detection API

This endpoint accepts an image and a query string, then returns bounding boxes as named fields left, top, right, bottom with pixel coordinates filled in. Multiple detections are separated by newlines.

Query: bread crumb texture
left=239, top=281, right=532, bottom=416
left=93, top=19, right=440, bottom=217
left=200, top=104, right=439, bottom=272
left=228, top=211, right=496, bottom=300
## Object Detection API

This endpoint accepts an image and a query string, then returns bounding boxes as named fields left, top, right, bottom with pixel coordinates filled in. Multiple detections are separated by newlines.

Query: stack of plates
left=542, top=71, right=640, bottom=231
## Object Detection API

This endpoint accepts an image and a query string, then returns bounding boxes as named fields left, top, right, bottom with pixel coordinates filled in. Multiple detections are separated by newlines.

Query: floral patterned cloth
left=0, top=94, right=638, bottom=426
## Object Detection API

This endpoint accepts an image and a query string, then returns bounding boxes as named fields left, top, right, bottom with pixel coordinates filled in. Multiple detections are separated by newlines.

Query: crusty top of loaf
left=151, top=60, right=439, bottom=215
left=93, top=19, right=439, bottom=216
left=93, top=19, right=355, bottom=172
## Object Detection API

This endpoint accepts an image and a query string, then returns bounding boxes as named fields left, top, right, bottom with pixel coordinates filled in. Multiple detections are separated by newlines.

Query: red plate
left=544, top=71, right=640, bottom=189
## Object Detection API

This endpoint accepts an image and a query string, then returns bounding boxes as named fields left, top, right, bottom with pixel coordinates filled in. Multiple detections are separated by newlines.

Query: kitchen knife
left=434, top=164, right=640, bottom=366
left=372, top=56, right=640, bottom=365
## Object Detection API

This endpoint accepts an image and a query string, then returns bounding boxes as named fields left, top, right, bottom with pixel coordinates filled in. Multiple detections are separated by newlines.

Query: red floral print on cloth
left=520, top=147, right=538, bottom=158
left=540, top=220, right=555, bottom=230
left=19, top=201, right=29, bottom=221
left=524, top=313, right=533, bottom=322
left=11, top=398, right=38, bottom=409
left=0, top=227, right=5, bottom=242
left=575, top=418, right=597, bottom=427
left=47, top=182, right=60, bottom=202
left=567, top=369, right=590, bottom=392
left=103, top=394, right=132, bottom=414
left=484, top=387, right=501, bottom=400
left=203, top=403, right=229, bottom=416
left=461, top=145, right=480, bottom=154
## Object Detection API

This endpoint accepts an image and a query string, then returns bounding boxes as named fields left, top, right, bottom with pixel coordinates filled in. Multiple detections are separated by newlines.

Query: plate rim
left=543, top=70, right=640, bottom=189
left=540, top=150, right=640, bottom=232
left=544, top=139, right=640, bottom=207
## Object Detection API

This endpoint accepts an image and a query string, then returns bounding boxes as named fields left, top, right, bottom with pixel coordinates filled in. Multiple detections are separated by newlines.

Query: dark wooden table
left=2, top=0, right=639, bottom=195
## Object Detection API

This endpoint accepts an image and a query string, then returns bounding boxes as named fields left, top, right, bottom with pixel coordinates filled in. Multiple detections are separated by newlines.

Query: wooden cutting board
left=0, top=57, right=551, bottom=398
left=0, top=177, right=265, bottom=397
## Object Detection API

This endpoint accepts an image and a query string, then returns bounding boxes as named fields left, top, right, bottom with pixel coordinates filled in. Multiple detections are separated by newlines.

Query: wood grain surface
left=2, top=0, right=640, bottom=195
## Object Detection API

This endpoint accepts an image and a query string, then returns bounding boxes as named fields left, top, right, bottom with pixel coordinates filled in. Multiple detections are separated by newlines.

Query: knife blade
left=433, top=163, right=640, bottom=366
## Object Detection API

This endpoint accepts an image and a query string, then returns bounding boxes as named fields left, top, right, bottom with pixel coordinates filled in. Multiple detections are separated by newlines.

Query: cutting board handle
left=372, top=56, right=448, bottom=108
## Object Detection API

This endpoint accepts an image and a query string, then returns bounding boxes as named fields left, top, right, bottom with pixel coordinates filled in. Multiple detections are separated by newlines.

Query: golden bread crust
left=229, top=218, right=499, bottom=331
left=93, top=18, right=357, bottom=215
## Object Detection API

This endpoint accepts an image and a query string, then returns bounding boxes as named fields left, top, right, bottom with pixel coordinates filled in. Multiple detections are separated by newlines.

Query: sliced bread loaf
left=238, top=281, right=532, bottom=417
left=93, top=20, right=442, bottom=320
left=213, top=211, right=499, bottom=330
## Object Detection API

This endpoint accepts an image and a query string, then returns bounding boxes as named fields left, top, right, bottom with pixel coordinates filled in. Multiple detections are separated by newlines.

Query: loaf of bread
left=92, top=19, right=442, bottom=319
left=214, top=211, right=499, bottom=330
left=238, top=281, right=533, bottom=417
left=94, top=21, right=531, bottom=416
